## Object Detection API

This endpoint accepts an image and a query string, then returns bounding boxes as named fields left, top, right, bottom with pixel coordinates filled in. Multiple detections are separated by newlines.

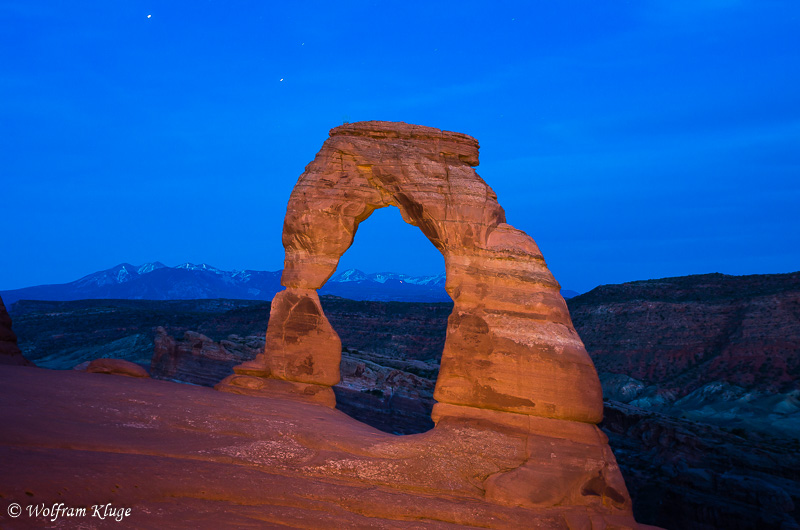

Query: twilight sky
left=2, top=1, right=798, bottom=293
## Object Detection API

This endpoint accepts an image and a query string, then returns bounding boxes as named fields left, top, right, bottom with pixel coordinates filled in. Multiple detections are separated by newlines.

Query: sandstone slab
left=0, top=365, right=651, bottom=528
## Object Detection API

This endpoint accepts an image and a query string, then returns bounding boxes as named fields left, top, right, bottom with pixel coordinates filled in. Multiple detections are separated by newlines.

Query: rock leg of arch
left=218, top=121, right=642, bottom=524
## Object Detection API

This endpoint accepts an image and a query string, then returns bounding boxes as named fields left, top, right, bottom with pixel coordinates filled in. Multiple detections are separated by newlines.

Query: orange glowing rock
left=217, top=121, right=641, bottom=522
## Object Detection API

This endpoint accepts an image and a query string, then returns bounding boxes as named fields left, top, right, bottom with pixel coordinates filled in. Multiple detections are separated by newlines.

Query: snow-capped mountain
left=330, top=269, right=370, bottom=283
left=1, top=264, right=577, bottom=306
left=321, top=268, right=449, bottom=302
left=137, top=262, right=167, bottom=275
left=175, top=262, right=224, bottom=274
left=1, top=263, right=280, bottom=306
left=403, top=272, right=447, bottom=286
left=328, top=268, right=446, bottom=287
left=67, top=262, right=169, bottom=290
left=0, top=263, right=448, bottom=305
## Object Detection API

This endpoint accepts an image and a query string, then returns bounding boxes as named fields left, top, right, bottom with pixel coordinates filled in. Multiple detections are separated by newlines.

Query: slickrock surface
left=219, top=121, right=635, bottom=521
left=0, top=295, right=32, bottom=366
left=0, top=365, right=653, bottom=529
left=141, top=323, right=800, bottom=528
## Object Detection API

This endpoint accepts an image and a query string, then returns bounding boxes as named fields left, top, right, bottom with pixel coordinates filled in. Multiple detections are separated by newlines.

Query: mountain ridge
left=1, top=263, right=461, bottom=306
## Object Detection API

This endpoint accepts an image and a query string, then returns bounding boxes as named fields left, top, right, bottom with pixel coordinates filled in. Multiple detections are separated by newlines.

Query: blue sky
left=1, top=1, right=798, bottom=293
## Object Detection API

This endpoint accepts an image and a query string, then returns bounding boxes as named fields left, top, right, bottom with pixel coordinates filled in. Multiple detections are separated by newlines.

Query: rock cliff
left=568, top=271, right=800, bottom=396
left=568, top=271, right=800, bottom=440
left=0, top=295, right=32, bottom=366
left=602, top=401, right=800, bottom=530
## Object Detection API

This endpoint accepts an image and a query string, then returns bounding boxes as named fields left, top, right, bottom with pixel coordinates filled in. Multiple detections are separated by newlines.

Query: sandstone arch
left=222, top=121, right=603, bottom=424
left=217, top=121, right=635, bottom=517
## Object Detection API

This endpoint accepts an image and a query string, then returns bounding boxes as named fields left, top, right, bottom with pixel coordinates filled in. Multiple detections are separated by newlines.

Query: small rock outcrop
left=0, top=295, right=33, bottom=366
left=218, top=121, right=638, bottom=523
left=151, top=327, right=262, bottom=386
left=87, top=358, right=149, bottom=378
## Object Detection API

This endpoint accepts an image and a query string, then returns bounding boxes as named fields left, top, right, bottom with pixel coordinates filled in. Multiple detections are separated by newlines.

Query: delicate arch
left=222, top=121, right=602, bottom=426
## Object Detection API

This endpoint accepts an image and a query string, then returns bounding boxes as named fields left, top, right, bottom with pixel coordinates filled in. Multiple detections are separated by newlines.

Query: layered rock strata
left=568, top=272, right=800, bottom=396
left=218, top=121, right=636, bottom=520
left=0, top=295, right=32, bottom=366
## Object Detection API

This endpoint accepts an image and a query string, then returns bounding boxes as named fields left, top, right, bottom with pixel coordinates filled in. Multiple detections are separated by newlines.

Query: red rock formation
left=219, top=121, right=637, bottom=522
left=87, top=358, right=149, bottom=378
left=151, top=327, right=261, bottom=386
left=0, top=295, right=33, bottom=366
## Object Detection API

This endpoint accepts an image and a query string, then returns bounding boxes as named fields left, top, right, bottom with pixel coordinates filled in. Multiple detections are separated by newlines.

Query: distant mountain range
left=0, top=262, right=580, bottom=306
left=1, top=263, right=279, bottom=307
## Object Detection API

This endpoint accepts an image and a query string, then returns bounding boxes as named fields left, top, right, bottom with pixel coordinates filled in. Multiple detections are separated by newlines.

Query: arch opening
left=319, top=206, right=451, bottom=435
